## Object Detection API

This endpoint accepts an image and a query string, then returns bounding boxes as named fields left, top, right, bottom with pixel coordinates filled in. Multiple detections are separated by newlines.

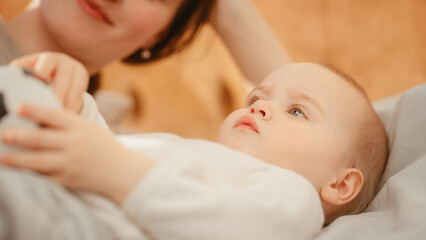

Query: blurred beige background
left=2, top=0, right=425, bottom=140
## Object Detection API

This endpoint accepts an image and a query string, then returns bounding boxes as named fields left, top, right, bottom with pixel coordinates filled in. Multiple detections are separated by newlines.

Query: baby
left=0, top=53, right=388, bottom=239
left=218, top=62, right=389, bottom=224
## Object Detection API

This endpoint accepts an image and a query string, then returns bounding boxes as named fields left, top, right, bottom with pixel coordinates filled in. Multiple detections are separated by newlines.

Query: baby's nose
left=250, top=108, right=266, bottom=117
left=249, top=101, right=272, bottom=120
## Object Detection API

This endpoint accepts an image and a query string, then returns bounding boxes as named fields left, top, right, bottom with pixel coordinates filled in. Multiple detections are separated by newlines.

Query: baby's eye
left=288, top=106, right=307, bottom=119
left=246, top=94, right=260, bottom=106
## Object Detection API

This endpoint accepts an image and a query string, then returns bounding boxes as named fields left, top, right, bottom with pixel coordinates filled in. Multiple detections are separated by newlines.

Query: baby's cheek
left=217, top=110, right=245, bottom=143
left=217, top=118, right=234, bottom=143
left=267, top=128, right=319, bottom=166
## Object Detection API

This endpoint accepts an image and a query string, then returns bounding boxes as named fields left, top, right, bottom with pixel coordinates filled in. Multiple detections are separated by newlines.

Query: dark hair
left=123, top=0, right=217, bottom=64
left=88, top=74, right=100, bottom=94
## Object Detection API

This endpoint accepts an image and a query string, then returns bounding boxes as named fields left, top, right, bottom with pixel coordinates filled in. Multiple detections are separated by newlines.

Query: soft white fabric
left=119, top=133, right=324, bottom=240
left=80, top=92, right=110, bottom=130
left=317, top=84, right=426, bottom=239
left=76, top=192, right=147, bottom=240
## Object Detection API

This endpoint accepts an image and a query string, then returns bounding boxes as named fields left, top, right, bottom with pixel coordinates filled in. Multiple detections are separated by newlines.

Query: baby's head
left=217, top=63, right=388, bottom=224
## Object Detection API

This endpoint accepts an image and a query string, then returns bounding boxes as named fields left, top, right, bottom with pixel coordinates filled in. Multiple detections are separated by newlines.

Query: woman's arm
left=211, top=0, right=291, bottom=85
left=0, top=104, right=153, bottom=205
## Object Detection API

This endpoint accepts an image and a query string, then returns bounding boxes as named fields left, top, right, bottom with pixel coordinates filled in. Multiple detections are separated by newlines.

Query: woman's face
left=40, top=0, right=183, bottom=72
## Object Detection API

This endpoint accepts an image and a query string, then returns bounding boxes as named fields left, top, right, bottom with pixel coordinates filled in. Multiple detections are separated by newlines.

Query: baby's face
left=217, top=63, right=368, bottom=190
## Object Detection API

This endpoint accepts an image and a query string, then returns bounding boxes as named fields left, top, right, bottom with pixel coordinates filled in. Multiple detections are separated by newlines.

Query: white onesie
left=117, top=133, right=324, bottom=240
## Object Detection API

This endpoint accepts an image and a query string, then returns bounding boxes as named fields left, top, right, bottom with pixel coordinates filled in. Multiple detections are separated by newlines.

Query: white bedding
left=317, top=84, right=426, bottom=239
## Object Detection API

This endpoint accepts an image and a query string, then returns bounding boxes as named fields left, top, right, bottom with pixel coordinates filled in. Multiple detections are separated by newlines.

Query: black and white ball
left=0, top=66, right=62, bottom=153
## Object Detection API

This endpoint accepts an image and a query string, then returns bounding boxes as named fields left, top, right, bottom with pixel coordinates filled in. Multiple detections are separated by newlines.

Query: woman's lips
left=234, top=115, right=259, bottom=133
left=76, top=0, right=112, bottom=25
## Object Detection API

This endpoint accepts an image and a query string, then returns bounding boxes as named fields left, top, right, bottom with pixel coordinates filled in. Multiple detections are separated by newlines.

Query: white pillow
left=317, top=84, right=426, bottom=240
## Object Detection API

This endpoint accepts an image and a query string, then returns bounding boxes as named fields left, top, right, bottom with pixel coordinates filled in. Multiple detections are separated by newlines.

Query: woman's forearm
left=211, top=0, right=291, bottom=85
left=104, top=147, right=155, bottom=205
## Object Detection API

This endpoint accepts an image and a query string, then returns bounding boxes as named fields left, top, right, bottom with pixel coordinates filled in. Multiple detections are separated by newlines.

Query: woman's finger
left=1, top=127, right=64, bottom=150
left=10, top=53, right=60, bottom=82
left=17, top=104, right=77, bottom=129
left=32, top=53, right=59, bottom=81
left=0, top=151, right=66, bottom=174
left=9, top=54, right=39, bottom=68
left=52, top=57, right=74, bottom=104
left=65, top=64, right=89, bottom=113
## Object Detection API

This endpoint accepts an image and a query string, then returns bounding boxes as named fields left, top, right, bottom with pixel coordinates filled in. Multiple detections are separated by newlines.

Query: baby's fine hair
left=319, top=62, right=389, bottom=225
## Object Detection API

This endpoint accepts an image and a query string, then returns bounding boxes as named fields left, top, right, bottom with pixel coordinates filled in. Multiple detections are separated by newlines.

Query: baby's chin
left=219, top=140, right=263, bottom=160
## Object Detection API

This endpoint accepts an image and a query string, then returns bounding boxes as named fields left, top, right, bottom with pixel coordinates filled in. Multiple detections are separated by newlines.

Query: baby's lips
left=234, top=115, right=259, bottom=133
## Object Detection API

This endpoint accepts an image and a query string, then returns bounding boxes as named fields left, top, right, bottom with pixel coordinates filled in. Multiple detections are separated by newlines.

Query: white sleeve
left=79, top=93, right=109, bottom=130
left=121, top=138, right=324, bottom=240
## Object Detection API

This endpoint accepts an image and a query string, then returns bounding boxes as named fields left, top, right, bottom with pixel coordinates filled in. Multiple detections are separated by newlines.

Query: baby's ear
left=320, top=168, right=364, bottom=206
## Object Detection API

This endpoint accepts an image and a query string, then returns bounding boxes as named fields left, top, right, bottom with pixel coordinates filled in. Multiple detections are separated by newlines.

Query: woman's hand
left=0, top=104, right=153, bottom=204
left=210, top=0, right=290, bottom=85
left=11, top=52, right=89, bottom=114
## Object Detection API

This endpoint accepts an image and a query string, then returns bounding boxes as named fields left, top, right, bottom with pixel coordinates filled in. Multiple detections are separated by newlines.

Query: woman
left=1, top=0, right=214, bottom=72
left=1, top=0, right=289, bottom=85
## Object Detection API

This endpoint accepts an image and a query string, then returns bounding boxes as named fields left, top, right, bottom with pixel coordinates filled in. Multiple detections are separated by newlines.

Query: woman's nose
left=249, top=101, right=272, bottom=120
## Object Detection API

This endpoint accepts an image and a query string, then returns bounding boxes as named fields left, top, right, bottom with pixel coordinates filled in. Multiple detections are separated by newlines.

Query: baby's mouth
left=234, top=115, right=259, bottom=134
